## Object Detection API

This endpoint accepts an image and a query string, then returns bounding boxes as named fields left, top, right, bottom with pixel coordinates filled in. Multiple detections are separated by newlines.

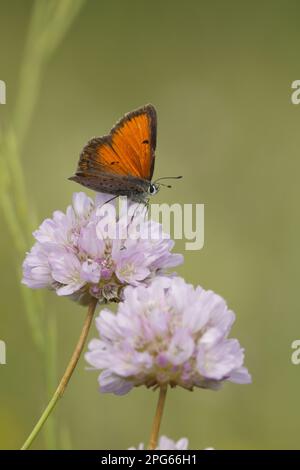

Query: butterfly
left=69, top=104, right=181, bottom=203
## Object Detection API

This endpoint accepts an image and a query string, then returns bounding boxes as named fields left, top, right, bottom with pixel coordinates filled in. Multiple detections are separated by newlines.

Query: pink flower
left=22, top=193, right=183, bottom=305
left=129, top=436, right=189, bottom=450
left=129, top=435, right=214, bottom=450
left=86, top=277, right=251, bottom=394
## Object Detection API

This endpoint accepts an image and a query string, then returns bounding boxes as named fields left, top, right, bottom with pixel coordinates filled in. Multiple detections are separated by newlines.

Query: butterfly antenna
left=154, top=176, right=183, bottom=183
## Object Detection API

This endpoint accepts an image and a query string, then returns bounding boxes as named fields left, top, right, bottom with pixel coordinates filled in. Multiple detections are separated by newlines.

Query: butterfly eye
left=148, top=184, right=158, bottom=195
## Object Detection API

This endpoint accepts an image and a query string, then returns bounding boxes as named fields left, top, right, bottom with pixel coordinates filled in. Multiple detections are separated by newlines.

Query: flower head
left=129, top=436, right=214, bottom=450
left=85, top=277, right=251, bottom=394
left=22, top=193, right=183, bottom=304
left=129, top=435, right=189, bottom=450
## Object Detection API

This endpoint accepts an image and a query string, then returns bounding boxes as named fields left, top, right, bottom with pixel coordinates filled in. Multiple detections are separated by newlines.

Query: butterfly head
left=148, top=183, right=159, bottom=196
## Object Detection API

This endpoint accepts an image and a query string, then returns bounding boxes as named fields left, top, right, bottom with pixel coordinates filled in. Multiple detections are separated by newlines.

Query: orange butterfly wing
left=74, top=104, right=157, bottom=182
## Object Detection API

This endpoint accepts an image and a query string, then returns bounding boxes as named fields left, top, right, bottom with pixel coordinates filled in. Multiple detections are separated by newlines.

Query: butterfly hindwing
left=70, top=173, right=149, bottom=197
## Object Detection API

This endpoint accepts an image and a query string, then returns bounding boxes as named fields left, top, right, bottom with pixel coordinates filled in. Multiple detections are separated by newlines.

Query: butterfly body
left=70, top=173, right=156, bottom=202
left=69, top=104, right=158, bottom=203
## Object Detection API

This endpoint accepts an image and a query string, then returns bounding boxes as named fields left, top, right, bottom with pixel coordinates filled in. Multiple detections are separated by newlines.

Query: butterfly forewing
left=111, top=107, right=156, bottom=180
left=70, top=105, right=157, bottom=198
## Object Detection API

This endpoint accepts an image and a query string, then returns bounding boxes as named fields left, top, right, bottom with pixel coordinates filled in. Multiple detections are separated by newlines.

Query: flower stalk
left=148, top=385, right=168, bottom=450
left=21, top=297, right=98, bottom=450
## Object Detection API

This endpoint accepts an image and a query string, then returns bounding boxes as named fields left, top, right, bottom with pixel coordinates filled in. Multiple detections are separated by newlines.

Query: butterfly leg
left=120, top=201, right=148, bottom=245
left=98, top=194, right=119, bottom=209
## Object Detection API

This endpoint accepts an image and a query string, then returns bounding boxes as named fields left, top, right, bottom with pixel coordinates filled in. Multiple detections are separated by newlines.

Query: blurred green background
left=0, top=0, right=300, bottom=450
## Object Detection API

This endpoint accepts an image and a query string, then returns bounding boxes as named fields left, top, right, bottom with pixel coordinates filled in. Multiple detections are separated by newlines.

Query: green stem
left=21, top=297, right=97, bottom=450
left=148, top=385, right=168, bottom=450
left=44, top=315, right=58, bottom=449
